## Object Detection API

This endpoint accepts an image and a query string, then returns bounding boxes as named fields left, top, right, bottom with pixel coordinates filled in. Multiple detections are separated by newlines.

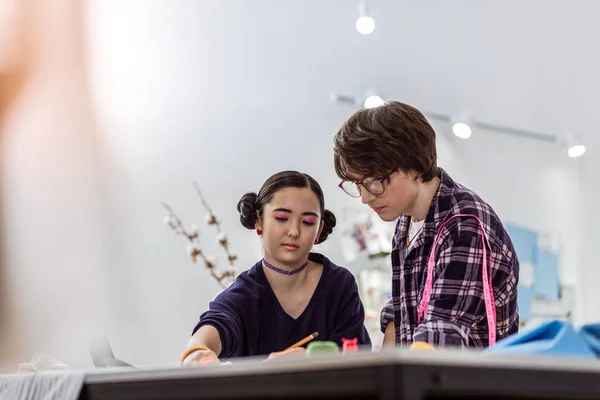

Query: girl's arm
left=181, top=325, right=222, bottom=366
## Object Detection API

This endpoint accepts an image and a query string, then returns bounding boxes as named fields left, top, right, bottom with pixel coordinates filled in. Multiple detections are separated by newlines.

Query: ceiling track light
left=563, top=133, right=586, bottom=158
left=329, top=90, right=385, bottom=109
left=451, top=111, right=473, bottom=139
left=356, top=1, right=375, bottom=35
left=363, top=89, right=384, bottom=109
left=330, top=97, right=586, bottom=158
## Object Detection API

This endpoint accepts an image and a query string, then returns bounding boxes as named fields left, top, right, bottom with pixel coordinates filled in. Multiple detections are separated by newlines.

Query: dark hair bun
left=316, top=209, right=337, bottom=244
left=236, top=192, right=258, bottom=229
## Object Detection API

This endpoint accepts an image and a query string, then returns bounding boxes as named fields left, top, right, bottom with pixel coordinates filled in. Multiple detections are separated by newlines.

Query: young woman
left=181, top=171, right=371, bottom=365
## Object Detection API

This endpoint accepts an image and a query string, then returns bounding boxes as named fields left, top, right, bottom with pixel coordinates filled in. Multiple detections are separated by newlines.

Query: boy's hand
left=382, top=321, right=396, bottom=348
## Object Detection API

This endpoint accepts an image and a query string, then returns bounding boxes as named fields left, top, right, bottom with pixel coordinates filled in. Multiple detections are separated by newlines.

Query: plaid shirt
left=380, top=168, right=519, bottom=348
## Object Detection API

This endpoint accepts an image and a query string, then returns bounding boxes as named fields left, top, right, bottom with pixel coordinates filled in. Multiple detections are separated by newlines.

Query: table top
left=80, top=349, right=600, bottom=400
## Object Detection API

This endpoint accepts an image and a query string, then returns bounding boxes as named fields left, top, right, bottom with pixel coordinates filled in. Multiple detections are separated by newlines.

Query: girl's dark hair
left=236, top=171, right=336, bottom=244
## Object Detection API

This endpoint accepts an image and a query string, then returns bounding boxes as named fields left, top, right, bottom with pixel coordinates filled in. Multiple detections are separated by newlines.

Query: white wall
left=572, top=2, right=600, bottom=328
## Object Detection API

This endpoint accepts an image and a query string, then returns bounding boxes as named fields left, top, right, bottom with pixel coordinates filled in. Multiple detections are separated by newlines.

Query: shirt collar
left=397, top=167, right=456, bottom=248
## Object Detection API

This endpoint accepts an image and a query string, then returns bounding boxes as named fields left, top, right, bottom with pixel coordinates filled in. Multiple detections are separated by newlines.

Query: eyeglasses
left=338, top=175, right=388, bottom=198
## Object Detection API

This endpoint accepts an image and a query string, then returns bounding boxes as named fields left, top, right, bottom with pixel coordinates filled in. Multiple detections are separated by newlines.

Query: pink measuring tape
left=416, top=214, right=497, bottom=346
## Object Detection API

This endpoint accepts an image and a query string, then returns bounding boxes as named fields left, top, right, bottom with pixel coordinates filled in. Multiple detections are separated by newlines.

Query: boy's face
left=346, top=169, right=420, bottom=222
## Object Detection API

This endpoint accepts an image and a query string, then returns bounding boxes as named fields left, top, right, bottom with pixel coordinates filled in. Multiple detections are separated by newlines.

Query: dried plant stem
left=162, top=202, right=229, bottom=289
left=193, top=183, right=238, bottom=266
left=193, top=183, right=220, bottom=233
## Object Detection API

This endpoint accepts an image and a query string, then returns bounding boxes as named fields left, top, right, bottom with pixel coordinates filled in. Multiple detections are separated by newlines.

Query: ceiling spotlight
left=564, top=133, right=586, bottom=158
left=364, top=94, right=384, bottom=109
left=356, top=2, right=375, bottom=35
left=452, top=123, right=472, bottom=139
left=451, top=111, right=473, bottom=139
left=568, top=145, right=586, bottom=158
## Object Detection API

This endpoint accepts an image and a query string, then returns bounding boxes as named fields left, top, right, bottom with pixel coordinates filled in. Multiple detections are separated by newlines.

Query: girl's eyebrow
left=272, top=208, right=318, bottom=217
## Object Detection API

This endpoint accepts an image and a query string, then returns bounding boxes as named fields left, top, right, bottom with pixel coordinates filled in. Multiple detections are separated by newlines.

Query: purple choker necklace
left=262, top=258, right=308, bottom=276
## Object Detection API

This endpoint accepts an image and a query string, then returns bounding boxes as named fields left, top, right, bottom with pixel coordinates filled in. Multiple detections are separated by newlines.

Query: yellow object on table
left=410, top=341, right=435, bottom=350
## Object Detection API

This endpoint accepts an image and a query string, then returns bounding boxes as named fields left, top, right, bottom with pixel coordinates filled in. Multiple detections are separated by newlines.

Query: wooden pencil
left=284, top=331, right=319, bottom=351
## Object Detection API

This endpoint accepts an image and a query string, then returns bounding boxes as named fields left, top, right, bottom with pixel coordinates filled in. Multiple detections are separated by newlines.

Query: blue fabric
left=505, top=223, right=537, bottom=323
left=485, top=320, right=597, bottom=358
left=579, top=323, right=600, bottom=356
left=535, top=248, right=560, bottom=301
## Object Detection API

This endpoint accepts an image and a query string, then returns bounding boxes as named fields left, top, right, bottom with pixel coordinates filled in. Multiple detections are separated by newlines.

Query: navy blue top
left=192, top=253, right=371, bottom=358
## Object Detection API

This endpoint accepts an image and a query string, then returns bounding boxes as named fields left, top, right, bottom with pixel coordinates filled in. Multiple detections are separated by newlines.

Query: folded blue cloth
left=579, top=323, right=600, bottom=356
left=485, top=320, right=597, bottom=358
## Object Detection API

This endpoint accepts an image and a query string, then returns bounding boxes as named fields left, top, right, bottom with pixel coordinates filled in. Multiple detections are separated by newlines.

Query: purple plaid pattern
left=380, top=169, right=519, bottom=348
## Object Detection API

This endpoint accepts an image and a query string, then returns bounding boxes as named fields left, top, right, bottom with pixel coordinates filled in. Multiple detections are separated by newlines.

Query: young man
left=333, top=101, right=519, bottom=349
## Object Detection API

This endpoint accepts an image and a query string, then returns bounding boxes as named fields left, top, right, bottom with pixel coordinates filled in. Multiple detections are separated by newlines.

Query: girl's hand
left=181, top=348, right=219, bottom=367
left=266, top=347, right=306, bottom=361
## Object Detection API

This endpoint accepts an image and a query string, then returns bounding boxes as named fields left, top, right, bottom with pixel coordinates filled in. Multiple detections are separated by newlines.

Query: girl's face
left=256, top=187, right=324, bottom=267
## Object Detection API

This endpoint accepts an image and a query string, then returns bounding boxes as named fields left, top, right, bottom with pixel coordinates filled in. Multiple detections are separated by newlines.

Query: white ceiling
left=87, top=0, right=600, bottom=146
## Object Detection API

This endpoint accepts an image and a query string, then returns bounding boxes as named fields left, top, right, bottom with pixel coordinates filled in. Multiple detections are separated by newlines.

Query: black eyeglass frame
left=338, top=172, right=394, bottom=198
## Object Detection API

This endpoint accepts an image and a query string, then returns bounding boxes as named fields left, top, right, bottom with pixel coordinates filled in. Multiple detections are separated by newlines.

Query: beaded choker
left=262, top=258, right=308, bottom=276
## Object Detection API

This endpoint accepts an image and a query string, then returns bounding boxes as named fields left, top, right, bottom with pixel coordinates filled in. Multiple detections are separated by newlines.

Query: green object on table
left=306, top=341, right=340, bottom=356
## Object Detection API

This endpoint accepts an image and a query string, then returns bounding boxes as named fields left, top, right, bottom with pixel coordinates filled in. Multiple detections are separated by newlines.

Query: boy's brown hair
left=333, top=101, right=438, bottom=183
